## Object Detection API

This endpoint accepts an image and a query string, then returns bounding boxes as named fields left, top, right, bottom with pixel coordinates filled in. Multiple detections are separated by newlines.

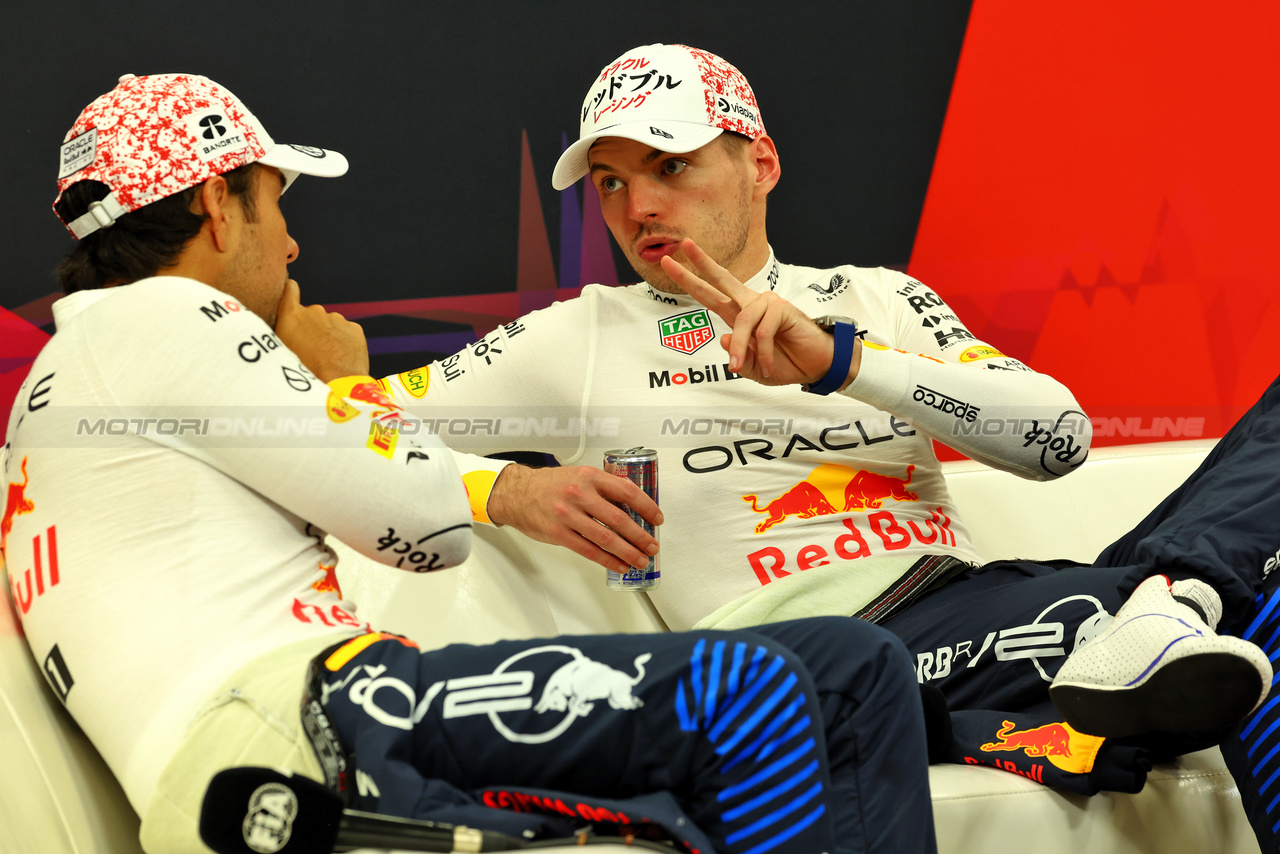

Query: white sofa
left=1, top=439, right=1262, bottom=853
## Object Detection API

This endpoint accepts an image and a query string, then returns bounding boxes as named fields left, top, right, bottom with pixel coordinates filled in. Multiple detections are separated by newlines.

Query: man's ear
left=195, top=176, right=235, bottom=252
left=749, top=135, right=781, bottom=199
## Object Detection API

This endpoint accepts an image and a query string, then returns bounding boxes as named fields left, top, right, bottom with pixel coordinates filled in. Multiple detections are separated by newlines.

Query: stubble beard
left=636, top=177, right=753, bottom=294
left=217, top=224, right=282, bottom=326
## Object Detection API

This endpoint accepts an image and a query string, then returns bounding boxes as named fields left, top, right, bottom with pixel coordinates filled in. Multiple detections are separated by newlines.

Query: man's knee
left=742, top=616, right=918, bottom=696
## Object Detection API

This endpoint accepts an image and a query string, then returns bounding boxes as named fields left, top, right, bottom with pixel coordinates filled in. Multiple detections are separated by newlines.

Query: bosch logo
left=199, top=115, right=227, bottom=140
left=717, top=97, right=758, bottom=124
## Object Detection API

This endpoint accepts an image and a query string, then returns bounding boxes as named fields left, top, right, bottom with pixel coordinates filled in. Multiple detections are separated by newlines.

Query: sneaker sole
left=1049, top=651, right=1265, bottom=738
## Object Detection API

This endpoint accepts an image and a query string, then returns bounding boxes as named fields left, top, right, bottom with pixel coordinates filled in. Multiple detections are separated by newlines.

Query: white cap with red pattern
left=54, top=73, right=348, bottom=239
left=551, top=44, right=765, bottom=191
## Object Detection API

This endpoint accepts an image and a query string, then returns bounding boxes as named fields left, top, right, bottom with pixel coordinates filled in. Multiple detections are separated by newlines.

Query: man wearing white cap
left=6, top=71, right=943, bottom=854
left=366, top=43, right=1280, bottom=844
left=5, top=70, right=466, bottom=848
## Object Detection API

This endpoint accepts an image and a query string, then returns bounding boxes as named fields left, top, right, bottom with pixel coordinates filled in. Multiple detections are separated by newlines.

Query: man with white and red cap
left=5, top=72, right=944, bottom=854
left=366, top=43, right=1280, bottom=850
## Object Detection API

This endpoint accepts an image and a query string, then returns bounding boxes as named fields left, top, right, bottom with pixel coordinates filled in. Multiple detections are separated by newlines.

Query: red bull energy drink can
left=603, top=447, right=660, bottom=591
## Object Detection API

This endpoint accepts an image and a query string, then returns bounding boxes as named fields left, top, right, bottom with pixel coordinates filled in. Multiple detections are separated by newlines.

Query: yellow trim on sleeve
left=324, top=632, right=385, bottom=671
left=461, top=470, right=500, bottom=525
left=324, top=632, right=420, bottom=671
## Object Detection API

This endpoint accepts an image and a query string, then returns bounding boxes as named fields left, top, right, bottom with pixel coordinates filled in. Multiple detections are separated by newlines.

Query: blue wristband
left=802, top=321, right=856, bottom=395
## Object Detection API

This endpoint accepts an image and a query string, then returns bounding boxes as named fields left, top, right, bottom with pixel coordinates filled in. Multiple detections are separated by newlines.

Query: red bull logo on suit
left=977, top=719, right=1104, bottom=776
left=2, top=456, right=35, bottom=558
left=3, top=458, right=61, bottom=616
left=742, top=463, right=918, bottom=534
left=739, top=463, right=958, bottom=585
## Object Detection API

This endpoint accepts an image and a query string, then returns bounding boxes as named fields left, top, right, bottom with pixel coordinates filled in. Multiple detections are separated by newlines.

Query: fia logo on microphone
left=242, top=783, right=298, bottom=853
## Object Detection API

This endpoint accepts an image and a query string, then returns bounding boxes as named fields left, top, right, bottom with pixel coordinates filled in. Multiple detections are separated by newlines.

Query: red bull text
left=603, top=448, right=660, bottom=591
left=741, top=463, right=959, bottom=586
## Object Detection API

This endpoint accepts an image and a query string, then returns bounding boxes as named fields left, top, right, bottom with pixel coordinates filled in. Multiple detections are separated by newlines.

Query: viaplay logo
left=658, top=309, right=714, bottom=355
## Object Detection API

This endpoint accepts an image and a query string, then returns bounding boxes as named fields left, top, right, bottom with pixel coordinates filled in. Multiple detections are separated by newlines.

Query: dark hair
left=53, top=163, right=259, bottom=294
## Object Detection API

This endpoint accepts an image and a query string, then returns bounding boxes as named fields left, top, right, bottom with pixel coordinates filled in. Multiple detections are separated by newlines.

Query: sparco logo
left=241, top=783, right=297, bottom=853
left=717, top=97, right=758, bottom=124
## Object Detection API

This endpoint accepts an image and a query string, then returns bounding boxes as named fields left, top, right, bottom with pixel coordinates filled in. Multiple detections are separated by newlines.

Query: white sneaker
left=1049, top=575, right=1273, bottom=738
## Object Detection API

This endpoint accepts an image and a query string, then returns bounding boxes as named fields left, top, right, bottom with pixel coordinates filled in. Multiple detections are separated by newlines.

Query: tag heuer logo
left=658, top=309, right=714, bottom=354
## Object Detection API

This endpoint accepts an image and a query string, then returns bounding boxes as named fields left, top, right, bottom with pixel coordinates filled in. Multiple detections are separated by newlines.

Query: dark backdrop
left=0, top=0, right=970, bottom=319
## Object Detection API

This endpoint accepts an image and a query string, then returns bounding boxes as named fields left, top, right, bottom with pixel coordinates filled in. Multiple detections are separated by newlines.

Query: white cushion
left=0, top=439, right=1262, bottom=853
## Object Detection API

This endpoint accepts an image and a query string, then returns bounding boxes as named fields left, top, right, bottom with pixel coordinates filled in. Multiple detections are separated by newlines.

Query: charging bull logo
left=981, top=719, right=1103, bottom=774
left=346, top=380, right=401, bottom=413
left=2, top=457, right=35, bottom=559
left=311, top=559, right=341, bottom=596
left=742, top=463, right=918, bottom=534
left=534, top=652, right=651, bottom=716
left=327, top=643, right=650, bottom=747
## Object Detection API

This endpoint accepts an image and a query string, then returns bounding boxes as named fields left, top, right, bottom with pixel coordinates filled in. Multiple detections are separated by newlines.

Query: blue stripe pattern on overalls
left=1239, top=589, right=1280, bottom=834
left=675, top=638, right=826, bottom=854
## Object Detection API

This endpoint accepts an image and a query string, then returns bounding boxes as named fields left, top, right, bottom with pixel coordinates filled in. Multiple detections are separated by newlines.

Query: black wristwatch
left=801, top=315, right=858, bottom=395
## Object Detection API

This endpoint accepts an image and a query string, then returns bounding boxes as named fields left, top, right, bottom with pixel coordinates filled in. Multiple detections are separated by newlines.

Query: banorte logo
left=980, top=719, right=1104, bottom=775
left=742, top=463, right=917, bottom=534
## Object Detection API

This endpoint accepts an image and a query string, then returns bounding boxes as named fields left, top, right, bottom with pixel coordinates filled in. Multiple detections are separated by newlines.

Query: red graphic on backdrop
left=909, top=2, right=1280, bottom=450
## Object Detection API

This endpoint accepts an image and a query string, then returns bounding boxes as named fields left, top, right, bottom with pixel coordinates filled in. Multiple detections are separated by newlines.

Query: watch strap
left=802, top=321, right=856, bottom=395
